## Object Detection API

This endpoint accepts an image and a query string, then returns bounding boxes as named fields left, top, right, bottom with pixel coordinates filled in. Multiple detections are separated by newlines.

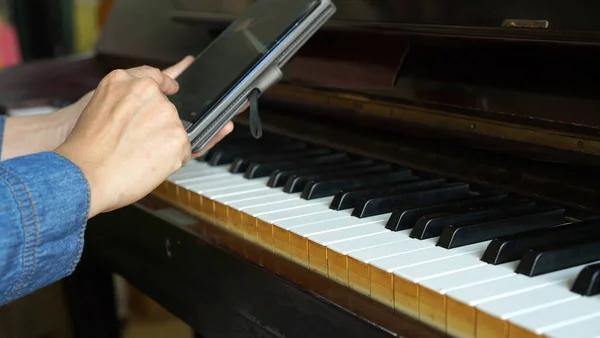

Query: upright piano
left=2, top=0, right=600, bottom=337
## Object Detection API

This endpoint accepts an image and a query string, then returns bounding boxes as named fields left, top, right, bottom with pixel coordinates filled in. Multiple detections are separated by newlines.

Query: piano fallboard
left=171, top=0, right=600, bottom=44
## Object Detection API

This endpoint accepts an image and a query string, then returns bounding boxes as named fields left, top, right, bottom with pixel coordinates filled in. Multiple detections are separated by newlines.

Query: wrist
left=54, top=142, right=106, bottom=218
left=2, top=111, right=64, bottom=160
left=53, top=91, right=94, bottom=137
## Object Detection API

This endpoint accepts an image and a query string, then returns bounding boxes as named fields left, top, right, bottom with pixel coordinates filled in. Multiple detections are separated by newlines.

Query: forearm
left=1, top=91, right=92, bottom=161
left=2, top=111, right=71, bottom=161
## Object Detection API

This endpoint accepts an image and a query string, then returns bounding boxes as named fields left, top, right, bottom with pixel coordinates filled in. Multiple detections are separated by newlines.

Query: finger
left=163, top=56, right=195, bottom=79
left=127, top=66, right=180, bottom=95
left=191, top=122, right=234, bottom=158
left=238, top=101, right=250, bottom=114
left=181, top=142, right=192, bottom=165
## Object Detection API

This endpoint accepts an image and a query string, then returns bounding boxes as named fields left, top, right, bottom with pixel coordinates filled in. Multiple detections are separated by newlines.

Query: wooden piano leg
left=62, top=255, right=121, bottom=338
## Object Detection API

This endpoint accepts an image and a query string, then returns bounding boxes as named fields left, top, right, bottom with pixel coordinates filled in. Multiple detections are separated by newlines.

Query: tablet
left=169, top=0, right=336, bottom=153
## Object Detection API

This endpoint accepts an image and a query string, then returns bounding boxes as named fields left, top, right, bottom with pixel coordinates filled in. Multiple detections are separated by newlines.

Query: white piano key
left=200, top=178, right=270, bottom=196
left=169, top=164, right=203, bottom=177
left=260, top=203, right=334, bottom=222
left=185, top=176, right=253, bottom=191
left=370, top=241, right=487, bottom=272
left=209, top=186, right=271, bottom=199
left=170, top=168, right=230, bottom=182
left=169, top=164, right=229, bottom=180
left=395, top=253, right=487, bottom=282
left=308, top=218, right=392, bottom=245
left=167, top=169, right=227, bottom=184
left=419, top=262, right=518, bottom=295
left=331, top=231, right=412, bottom=255
left=168, top=161, right=209, bottom=177
left=509, top=295, right=600, bottom=335
left=188, top=183, right=264, bottom=197
left=216, top=189, right=284, bottom=204
left=477, top=283, right=579, bottom=320
left=229, top=193, right=301, bottom=209
left=544, top=313, right=600, bottom=338
left=182, top=174, right=248, bottom=186
left=177, top=179, right=246, bottom=194
left=476, top=262, right=600, bottom=322
left=244, top=197, right=329, bottom=216
left=290, top=214, right=389, bottom=237
left=277, top=210, right=350, bottom=229
left=347, top=234, right=423, bottom=262
left=236, top=196, right=312, bottom=213
left=175, top=160, right=202, bottom=169
left=446, top=265, right=582, bottom=306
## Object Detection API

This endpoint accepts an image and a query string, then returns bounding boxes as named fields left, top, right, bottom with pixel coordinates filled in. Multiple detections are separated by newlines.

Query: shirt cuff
left=0, top=151, right=90, bottom=304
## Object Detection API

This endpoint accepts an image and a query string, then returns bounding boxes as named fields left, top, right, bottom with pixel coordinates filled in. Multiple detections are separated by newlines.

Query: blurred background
left=0, top=1, right=192, bottom=337
left=0, top=0, right=114, bottom=69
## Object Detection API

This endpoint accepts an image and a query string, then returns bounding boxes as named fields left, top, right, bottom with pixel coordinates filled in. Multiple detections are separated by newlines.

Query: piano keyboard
left=154, top=130, right=600, bottom=338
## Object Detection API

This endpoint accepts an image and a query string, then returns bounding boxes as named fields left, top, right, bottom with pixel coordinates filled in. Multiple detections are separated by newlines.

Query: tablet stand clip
left=247, top=66, right=283, bottom=139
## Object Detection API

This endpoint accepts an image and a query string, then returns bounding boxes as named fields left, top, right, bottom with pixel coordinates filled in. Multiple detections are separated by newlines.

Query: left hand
left=57, top=56, right=200, bottom=146
left=57, top=56, right=237, bottom=157
left=2, top=56, right=236, bottom=160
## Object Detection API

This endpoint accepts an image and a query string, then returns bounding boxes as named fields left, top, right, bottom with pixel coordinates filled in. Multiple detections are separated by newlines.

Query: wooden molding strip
left=267, top=84, right=600, bottom=156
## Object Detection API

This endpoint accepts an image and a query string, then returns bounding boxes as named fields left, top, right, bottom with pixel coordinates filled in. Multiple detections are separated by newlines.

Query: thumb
left=163, top=56, right=195, bottom=79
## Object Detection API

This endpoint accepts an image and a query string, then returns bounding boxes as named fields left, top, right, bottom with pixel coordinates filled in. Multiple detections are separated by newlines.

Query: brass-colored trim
left=267, top=84, right=600, bottom=155
left=501, top=19, right=549, bottom=29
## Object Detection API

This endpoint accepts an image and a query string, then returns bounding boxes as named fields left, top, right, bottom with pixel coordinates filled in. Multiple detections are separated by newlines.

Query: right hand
left=54, top=66, right=229, bottom=218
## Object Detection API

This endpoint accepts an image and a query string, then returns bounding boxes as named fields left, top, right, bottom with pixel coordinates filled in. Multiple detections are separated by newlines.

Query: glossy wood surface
left=171, top=0, right=600, bottom=42
left=83, top=198, right=448, bottom=338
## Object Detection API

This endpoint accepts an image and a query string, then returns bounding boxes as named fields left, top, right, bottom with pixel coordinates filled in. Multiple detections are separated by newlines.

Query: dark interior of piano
left=2, top=1, right=600, bottom=337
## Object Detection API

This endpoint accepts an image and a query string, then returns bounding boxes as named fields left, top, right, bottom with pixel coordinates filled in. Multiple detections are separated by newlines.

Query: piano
left=2, top=0, right=600, bottom=337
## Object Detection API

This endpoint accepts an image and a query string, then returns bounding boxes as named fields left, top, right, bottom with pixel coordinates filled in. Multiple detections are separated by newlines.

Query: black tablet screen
left=171, top=0, right=319, bottom=124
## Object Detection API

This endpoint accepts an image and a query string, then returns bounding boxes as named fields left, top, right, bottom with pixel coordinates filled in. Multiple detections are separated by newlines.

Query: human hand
left=161, top=56, right=237, bottom=158
left=54, top=65, right=229, bottom=218
left=57, top=57, right=236, bottom=158
left=1, top=57, right=226, bottom=162
left=54, top=56, right=205, bottom=145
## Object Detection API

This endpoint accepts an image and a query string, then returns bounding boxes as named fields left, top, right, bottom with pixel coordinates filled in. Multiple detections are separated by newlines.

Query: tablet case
left=185, top=0, right=336, bottom=153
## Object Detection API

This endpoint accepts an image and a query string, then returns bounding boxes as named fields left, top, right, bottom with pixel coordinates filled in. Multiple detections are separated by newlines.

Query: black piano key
left=195, top=153, right=207, bottom=162
left=301, top=168, right=413, bottom=200
left=352, top=182, right=471, bottom=218
left=436, top=207, right=565, bottom=249
left=202, top=130, right=280, bottom=157
left=205, top=132, right=301, bottom=155
left=207, top=141, right=306, bottom=166
left=201, top=133, right=257, bottom=159
left=284, top=163, right=394, bottom=193
left=411, top=199, right=537, bottom=240
left=329, top=178, right=446, bottom=210
left=386, top=193, right=508, bottom=232
left=230, top=148, right=331, bottom=173
left=244, top=152, right=348, bottom=179
left=571, top=262, right=600, bottom=296
left=481, top=218, right=600, bottom=265
left=516, top=235, right=600, bottom=277
left=267, top=159, right=374, bottom=187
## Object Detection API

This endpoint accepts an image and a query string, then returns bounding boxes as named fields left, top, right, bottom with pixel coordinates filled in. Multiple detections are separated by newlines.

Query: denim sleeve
left=0, top=115, right=91, bottom=306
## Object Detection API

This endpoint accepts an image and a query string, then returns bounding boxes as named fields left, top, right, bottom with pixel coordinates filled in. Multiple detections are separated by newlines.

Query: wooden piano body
left=2, top=0, right=600, bottom=337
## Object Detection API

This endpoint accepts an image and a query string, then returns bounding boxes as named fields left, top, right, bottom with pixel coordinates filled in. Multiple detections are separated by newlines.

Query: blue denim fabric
left=0, top=115, right=90, bottom=306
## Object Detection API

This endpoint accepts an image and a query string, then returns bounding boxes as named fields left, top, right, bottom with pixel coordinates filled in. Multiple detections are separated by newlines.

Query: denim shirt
left=0, top=115, right=90, bottom=306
